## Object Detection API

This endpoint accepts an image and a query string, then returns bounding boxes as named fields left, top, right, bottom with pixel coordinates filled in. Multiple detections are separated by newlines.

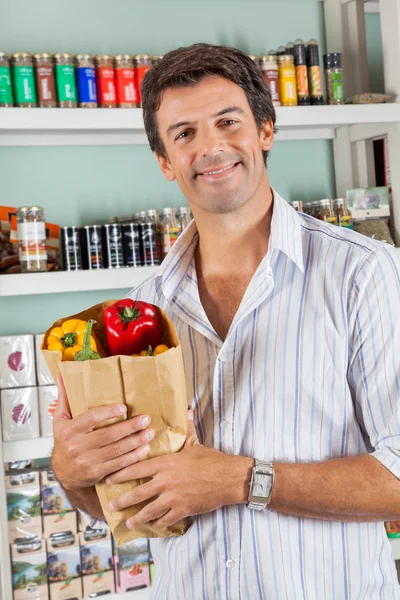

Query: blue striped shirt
left=127, top=190, right=400, bottom=599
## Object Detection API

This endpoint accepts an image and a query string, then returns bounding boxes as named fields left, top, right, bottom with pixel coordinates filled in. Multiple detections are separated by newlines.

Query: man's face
left=155, top=75, right=274, bottom=215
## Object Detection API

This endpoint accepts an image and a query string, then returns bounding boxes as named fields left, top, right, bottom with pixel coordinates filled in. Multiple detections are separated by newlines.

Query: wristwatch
left=247, top=459, right=275, bottom=510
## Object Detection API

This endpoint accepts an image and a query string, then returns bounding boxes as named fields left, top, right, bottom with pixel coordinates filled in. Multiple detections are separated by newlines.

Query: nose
left=195, top=125, right=225, bottom=158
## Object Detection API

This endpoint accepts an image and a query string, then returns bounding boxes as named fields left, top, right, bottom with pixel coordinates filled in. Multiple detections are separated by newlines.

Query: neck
left=193, top=176, right=273, bottom=278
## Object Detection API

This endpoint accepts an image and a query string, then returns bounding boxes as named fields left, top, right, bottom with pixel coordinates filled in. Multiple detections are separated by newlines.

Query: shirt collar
left=155, top=188, right=304, bottom=303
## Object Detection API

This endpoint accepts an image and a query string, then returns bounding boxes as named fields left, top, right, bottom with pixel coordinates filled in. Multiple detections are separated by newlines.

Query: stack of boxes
left=0, top=334, right=57, bottom=442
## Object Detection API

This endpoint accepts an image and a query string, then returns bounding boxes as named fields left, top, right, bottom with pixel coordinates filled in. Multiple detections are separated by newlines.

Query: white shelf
left=0, top=105, right=399, bottom=145
left=390, top=537, right=400, bottom=561
left=0, top=266, right=159, bottom=297
left=3, top=436, right=54, bottom=462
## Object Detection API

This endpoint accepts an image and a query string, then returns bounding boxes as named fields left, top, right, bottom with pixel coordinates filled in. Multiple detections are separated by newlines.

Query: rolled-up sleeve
left=348, top=245, right=400, bottom=479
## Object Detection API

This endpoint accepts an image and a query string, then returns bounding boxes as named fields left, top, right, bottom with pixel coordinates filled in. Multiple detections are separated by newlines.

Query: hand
left=106, top=412, right=253, bottom=530
left=52, top=374, right=154, bottom=491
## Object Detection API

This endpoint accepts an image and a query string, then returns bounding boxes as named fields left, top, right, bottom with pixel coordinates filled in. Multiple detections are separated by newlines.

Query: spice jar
left=135, top=55, right=152, bottom=106
left=318, top=199, right=338, bottom=224
left=278, top=55, right=298, bottom=107
left=94, top=54, right=116, bottom=108
left=306, top=40, right=324, bottom=106
left=293, top=40, right=310, bottom=106
left=152, top=56, right=163, bottom=66
left=114, top=54, right=138, bottom=108
left=0, top=52, right=13, bottom=107
left=16, top=206, right=48, bottom=273
left=290, top=200, right=303, bottom=213
left=336, top=198, right=353, bottom=229
left=54, top=53, right=77, bottom=108
left=11, top=53, right=37, bottom=107
left=75, top=54, right=98, bottom=108
left=324, top=53, right=344, bottom=105
left=175, top=207, right=191, bottom=230
left=33, top=53, right=56, bottom=108
left=259, top=56, right=280, bottom=107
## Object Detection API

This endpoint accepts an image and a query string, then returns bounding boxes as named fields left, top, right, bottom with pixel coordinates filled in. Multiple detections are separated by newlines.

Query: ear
left=155, top=152, right=176, bottom=182
left=259, top=119, right=275, bottom=153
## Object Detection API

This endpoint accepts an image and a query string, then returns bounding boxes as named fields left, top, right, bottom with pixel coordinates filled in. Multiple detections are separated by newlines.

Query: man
left=52, top=44, right=400, bottom=599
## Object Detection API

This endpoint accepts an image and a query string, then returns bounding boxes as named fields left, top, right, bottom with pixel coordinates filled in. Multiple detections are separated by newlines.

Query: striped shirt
left=126, top=190, right=400, bottom=599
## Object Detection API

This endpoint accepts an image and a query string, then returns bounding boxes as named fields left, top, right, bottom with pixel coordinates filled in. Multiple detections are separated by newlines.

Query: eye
left=176, top=130, right=193, bottom=141
left=220, top=119, right=238, bottom=126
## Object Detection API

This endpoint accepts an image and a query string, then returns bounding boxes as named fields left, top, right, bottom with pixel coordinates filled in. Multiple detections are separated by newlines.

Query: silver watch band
left=247, top=459, right=275, bottom=511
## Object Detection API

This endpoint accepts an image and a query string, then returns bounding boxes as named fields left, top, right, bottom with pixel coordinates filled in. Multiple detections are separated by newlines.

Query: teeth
left=202, top=164, right=235, bottom=176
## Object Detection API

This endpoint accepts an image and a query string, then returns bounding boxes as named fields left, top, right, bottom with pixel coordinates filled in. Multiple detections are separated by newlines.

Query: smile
left=198, top=162, right=240, bottom=178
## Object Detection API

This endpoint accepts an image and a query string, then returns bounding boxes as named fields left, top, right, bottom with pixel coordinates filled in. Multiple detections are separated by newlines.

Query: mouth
left=196, top=162, right=241, bottom=180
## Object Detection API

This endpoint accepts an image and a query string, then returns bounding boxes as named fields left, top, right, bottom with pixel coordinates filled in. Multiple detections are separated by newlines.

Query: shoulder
left=124, top=269, right=162, bottom=303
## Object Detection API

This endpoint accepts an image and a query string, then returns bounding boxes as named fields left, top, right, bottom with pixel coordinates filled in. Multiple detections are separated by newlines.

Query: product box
left=0, top=334, right=36, bottom=388
left=7, top=484, right=43, bottom=543
left=35, top=334, right=55, bottom=386
left=47, top=534, right=82, bottom=600
left=346, top=186, right=391, bottom=220
left=113, top=538, right=151, bottom=593
left=38, top=386, right=58, bottom=437
left=80, top=532, right=114, bottom=596
left=1, top=387, right=40, bottom=442
left=41, top=471, right=77, bottom=538
left=11, top=538, right=48, bottom=600
left=78, top=510, right=109, bottom=535
left=6, top=471, right=40, bottom=489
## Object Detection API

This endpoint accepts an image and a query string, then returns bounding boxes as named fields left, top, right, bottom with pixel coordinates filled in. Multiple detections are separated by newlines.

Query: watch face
left=253, top=474, right=270, bottom=499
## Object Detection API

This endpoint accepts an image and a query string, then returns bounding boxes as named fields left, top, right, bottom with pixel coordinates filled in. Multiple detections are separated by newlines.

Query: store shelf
left=0, top=266, right=159, bottom=297
left=102, top=590, right=151, bottom=600
left=3, top=436, right=54, bottom=462
left=390, top=538, right=400, bottom=561
left=0, top=105, right=399, bottom=145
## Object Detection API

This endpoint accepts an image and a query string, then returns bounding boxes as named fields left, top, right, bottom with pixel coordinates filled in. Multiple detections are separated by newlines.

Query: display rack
left=1, top=0, right=400, bottom=597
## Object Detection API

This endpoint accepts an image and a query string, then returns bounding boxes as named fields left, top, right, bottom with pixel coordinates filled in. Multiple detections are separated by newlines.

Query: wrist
left=223, top=455, right=254, bottom=506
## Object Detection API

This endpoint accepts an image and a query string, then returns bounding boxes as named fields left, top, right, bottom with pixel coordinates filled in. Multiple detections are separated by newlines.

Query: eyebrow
left=166, top=106, right=245, bottom=137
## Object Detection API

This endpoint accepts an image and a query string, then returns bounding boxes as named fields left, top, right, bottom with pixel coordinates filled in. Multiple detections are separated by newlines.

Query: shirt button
left=226, top=559, right=235, bottom=568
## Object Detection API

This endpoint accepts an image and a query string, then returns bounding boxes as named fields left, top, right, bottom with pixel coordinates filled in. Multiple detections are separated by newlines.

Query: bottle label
left=17, top=222, right=47, bottom=261
left=97, top=67, right=116, bottom=104
left=115, top=68, right=138, bottom=104
left=279, top=67, right=298, bottom=104
left=36, top=66, right=56, bottom=102
left=262, top=69, right=280, bottom=104
left=136, top=65, right=151, bottom=102
left=0, top=65, right=13, bottom=104
left=13, top=66, right=36, bottom=104
left=76, top=66, right=97, bottom=103
left=308, top=66, right=323, bottom=98
left=55, top=65, right=77, bottom=102
left=331, top=72, right=344, bottom=102
left=296, top=65, right=309, bottom=98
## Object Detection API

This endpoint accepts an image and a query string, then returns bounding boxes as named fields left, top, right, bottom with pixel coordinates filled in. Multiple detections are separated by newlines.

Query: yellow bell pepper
left=137, top=344, right=170, bottom=357
left=46, top=319, right=98, bottom=361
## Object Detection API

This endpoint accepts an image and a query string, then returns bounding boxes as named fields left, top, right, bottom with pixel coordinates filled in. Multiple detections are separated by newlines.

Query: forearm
left=232, top=454, right=400, bottom=522
left=62, top=485, right=105, bottom=522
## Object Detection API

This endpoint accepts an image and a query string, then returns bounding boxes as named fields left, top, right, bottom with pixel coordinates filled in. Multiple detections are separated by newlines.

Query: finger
left=96, top=427, right=154, bottom=464
left=152, top=509, right=181, bottom=530
left=101, top=443, right=151, bottom=480
left=53, top=374, right=71, bottom=421
left=68, top=403, right=127, bottom=434
left=185, top=410, right=200, bottom=447
left=104, top=455, right=165, bottom=485
left=126, top=497, right=171, bottom=530
left=108, top=480, right=161, bottom=512
left=91, top=414, right=152, bottom=449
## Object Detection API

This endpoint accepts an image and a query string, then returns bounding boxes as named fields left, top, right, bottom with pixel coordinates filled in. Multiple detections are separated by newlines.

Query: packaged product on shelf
left=41, top=299, right=188, bottom=544
left=150, top=555, right=155, bottom=586
left=114, top=54, right=138, bottom=107
left=306, top=40, right=325, bottom=105
left=259, top=55, right=280, bottom=107
left=80, top=225, right=103, bottom=269
left=135, top=54, right=152, bottom=106
left=0, top=334, right=36, bottom=388
left=0, top=51, right=14, bottom=106
left=278, top=55, right=298, bottom=107
left=293, top=39, right=310, bottom=106
left=11, top=538, right=49, bottom=600
left=75, top=53, right=97, bottom=108
left=0, top=205, right=19, bottom=274
left=54, top=53, right=77, bottom=108
left=94, top=54, right=117, bottom=108
left=33, top=53, right=57, bottom=108
left=10, top=216, right=61, bottom=273
left=46, top=534, right=82, bottom=600
left=102, top=223, right=124, bottom=268
left=7, top=483, right=43, bottom=542
left=80, top=531, right=115, bottom=597
left=35, top=334, right=55, bottom=385
left=16, top=206, right=48, bottom=273
left=113, top=538, right=151, bottom=593
left=1, top=387, right=40, bottom=442
left=11, top=52, right=37, bottom=107
left=324, top=52, right=344, bottom=105
left=159, top=208, right=180, bottom=260
left=140, top=209, right=161, bottom=266
left=60, top=226, right=82, bottom=271
left=41, top=471, right=78, bottom=538
left=38, top=385, right=58, bottom=437
left=122, top=222, right=143, bottom=267
left=6, top=471, right=40, bottom=489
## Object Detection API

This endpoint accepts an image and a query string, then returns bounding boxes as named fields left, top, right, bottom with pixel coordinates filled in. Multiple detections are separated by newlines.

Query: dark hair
left=141, top=43, right=277, bottom=165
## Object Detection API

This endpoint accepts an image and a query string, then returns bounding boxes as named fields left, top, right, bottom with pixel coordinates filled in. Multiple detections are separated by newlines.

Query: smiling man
left=52, top=44, right=400, bottom=599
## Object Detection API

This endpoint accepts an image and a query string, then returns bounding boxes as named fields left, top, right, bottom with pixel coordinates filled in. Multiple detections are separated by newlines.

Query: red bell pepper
left=103, top=299, right=163, bottom=356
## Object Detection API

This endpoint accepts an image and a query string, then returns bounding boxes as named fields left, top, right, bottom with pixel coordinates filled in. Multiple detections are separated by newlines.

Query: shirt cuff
left=371, top=444, right=400, bottom=480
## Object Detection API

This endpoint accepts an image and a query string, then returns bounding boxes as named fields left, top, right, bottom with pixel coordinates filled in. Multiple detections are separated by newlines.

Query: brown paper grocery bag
left=42, top=300, right=188, bottom=544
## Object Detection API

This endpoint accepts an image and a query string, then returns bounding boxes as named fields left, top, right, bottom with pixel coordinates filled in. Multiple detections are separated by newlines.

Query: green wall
left=0, top=0, right=381, bottom=335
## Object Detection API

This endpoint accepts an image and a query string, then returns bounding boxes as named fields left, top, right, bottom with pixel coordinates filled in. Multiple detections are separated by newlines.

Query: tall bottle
left=294, top=39, right=310, bottom=106
left=306, top=40, right=325, bottom=106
